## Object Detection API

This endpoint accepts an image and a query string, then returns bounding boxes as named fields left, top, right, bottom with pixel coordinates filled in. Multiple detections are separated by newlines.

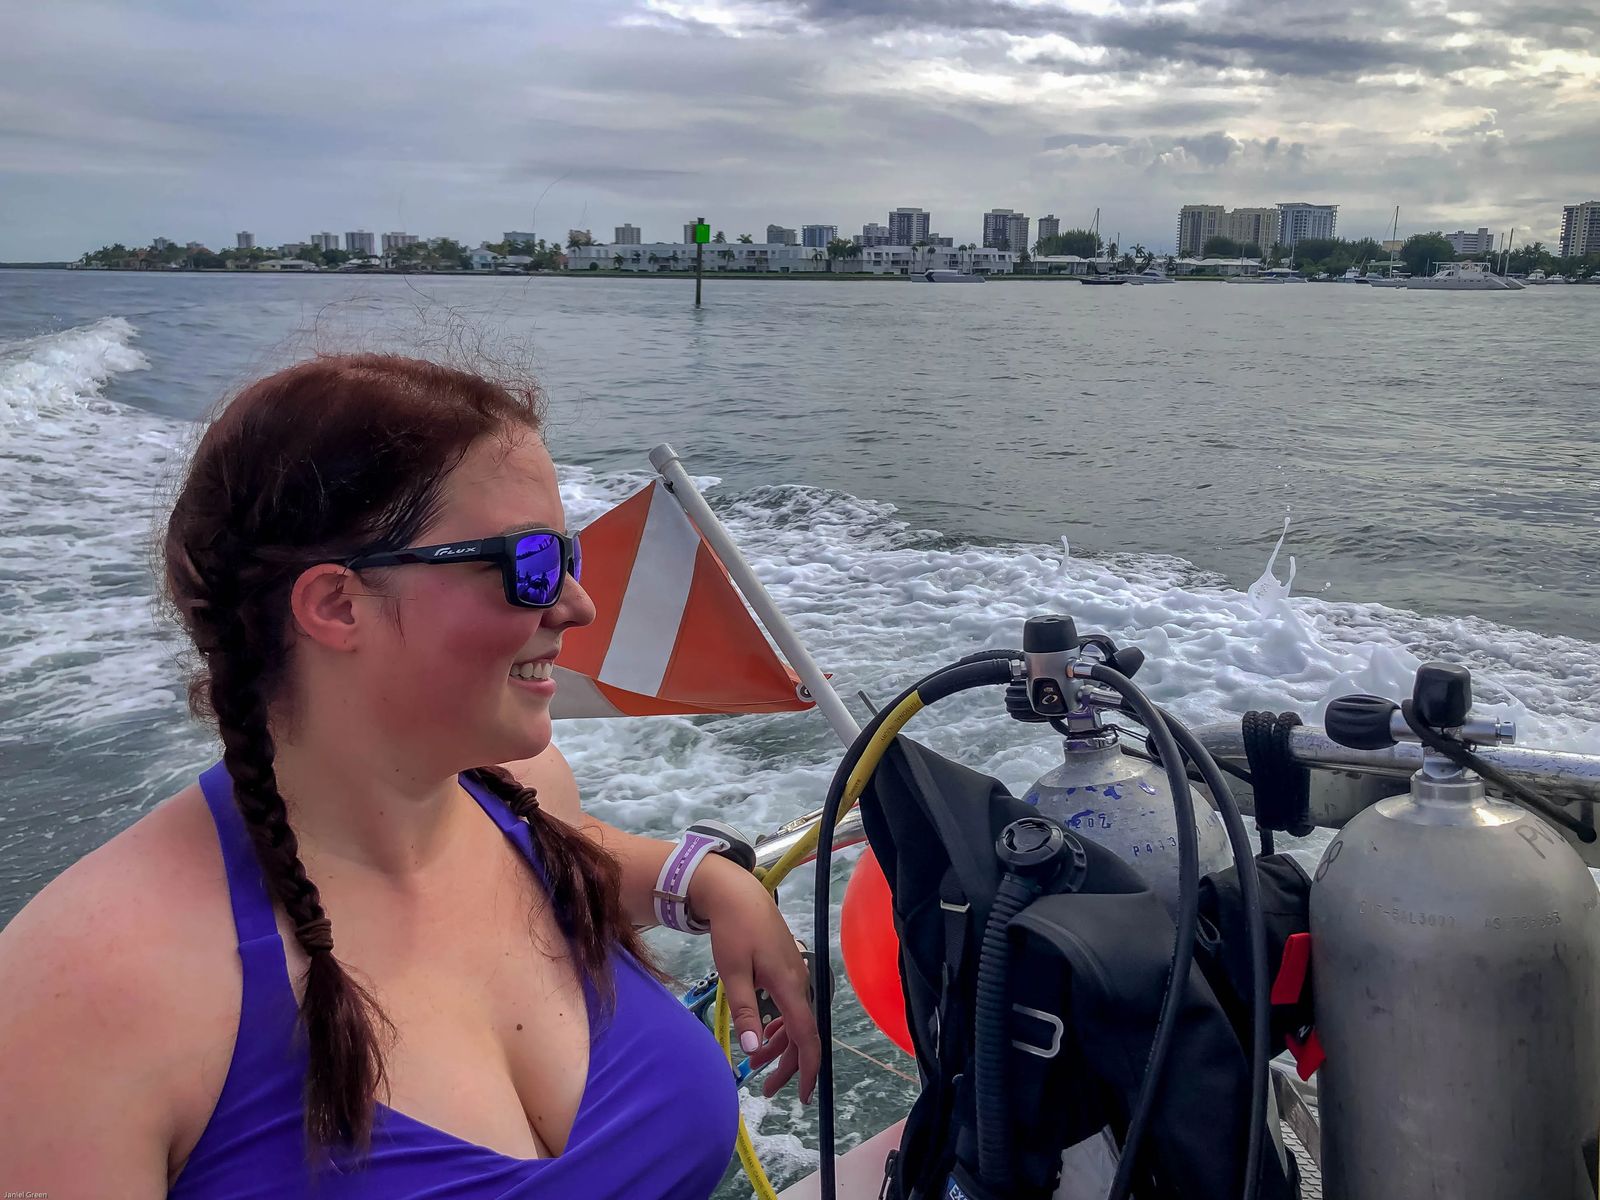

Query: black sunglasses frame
left=342, top=527, right=581, bottom=609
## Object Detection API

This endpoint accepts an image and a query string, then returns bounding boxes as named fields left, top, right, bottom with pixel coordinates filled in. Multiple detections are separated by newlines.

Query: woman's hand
left=689, top=855, right=821, bottom=1102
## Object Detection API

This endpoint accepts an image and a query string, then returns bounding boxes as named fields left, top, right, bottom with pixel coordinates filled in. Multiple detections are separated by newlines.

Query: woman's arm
left=503, top=745, right=821, bottom=1101
left=0, top=864, right=178, bottom=1197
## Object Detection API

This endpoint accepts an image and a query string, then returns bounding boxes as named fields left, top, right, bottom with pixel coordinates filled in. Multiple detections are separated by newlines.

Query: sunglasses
left=343, top=527, right=582, bottom=609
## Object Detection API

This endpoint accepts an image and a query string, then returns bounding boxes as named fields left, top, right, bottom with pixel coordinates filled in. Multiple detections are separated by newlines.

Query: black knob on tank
left=1325, top=694, right=1400, bottom=750
left=996, top=816, right=1088, bottom=893
left=1023, top=616, right=1078, bottom=654
left=1413, top=661, right=1472, bottom=729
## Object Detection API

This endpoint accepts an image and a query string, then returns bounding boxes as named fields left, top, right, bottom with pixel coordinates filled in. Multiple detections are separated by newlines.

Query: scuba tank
left=1311, top=662, right=1600, bottom=1200
left=1016, top=616, right=1231, bottom=914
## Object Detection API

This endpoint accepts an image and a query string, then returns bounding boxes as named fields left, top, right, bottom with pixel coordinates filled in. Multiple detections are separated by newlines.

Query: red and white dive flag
left=551, top=482, right=814, bottom=719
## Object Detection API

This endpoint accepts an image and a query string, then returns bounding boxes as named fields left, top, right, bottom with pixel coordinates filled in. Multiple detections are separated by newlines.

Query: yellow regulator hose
left=716, top=692, right=926, bottom=1199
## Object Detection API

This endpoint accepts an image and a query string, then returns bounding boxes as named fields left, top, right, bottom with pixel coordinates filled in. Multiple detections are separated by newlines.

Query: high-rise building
left=982, top=209, right=1015, bottom=250
left=1276, top=203, right=1337, bottom=248
left=236, top=231, right=256, bottom=250
left=312, top=232, right=340, bottom=252
left=1226, top=207, right=1280, bottom=251
left=802, top=224, right=838, bottom=249
left=614, top=224, right=642, bottom=245
left=857, top=222, right=892, bottom=247
left=567, top=229, right=594, bottom=246
left=503, top=230, right=538, bottom=244
left=345, top=230, right=377, bottom=256
left=1007, top=213, right=1030, bottom=254
left=983, top=210, right=1031, bottom=252
left=1036, top=214, right=1061, bottom=245
left=766, top=225, right=798, bottom=245
left=1559, top=202, right=1600, bottom=258
left=887, top=207, right=930, bottom=245
left=1445, top=227, right=1496, bottom=256
left=1176, top=206, right=1224, bottom=255
left=381, top=232, right=419, bottom=252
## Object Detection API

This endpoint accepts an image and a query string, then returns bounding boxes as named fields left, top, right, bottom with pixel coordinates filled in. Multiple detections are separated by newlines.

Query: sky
left=2, top=0, right=1598, bottom=259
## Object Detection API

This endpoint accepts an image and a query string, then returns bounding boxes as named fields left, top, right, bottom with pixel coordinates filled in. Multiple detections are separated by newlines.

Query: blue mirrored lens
left=571, top=534, right=582, bottom=583
left=513, top=533, right=562, bottom=605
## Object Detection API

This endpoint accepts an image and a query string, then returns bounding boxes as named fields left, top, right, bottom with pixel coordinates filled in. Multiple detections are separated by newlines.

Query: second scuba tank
left=1024, top=727, right=1231, bottom=916
left=1012, top=614, right=1231, bottom=915
left=1311, top=663, right=1600, bottom=1200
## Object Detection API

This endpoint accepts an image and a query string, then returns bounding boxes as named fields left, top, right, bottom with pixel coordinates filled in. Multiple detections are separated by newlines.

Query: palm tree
left=812, top=250, right=824, bottom=272
left=1130, top=243, right=1148, bottom=268
left=737, top=233, right=753, bottom=244
left=647, top=253, right=660, bottom=270
left=713, top=230, right=727, bottom=243
left=1163, top=254, right=1178, bottom=274
left=611, top=253, right=624, bottom=270
left=631, top=250, right=641, bottom=269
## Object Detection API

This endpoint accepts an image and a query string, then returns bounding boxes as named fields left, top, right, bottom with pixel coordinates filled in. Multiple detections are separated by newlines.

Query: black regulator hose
left=1088, top=664, right=1202, bottom=1200
left=973, top=869, right=1038, bottom=1186
left=812, top=654, right=1018, bottom=1200
left=1157, top=707, right=1269, bottom=1200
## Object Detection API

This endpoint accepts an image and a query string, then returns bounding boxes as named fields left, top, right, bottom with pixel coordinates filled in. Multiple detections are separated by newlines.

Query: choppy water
left=2, top=270, right=1599, bottom=1192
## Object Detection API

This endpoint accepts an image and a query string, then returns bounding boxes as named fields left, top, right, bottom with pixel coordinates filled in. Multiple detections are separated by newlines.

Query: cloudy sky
left=3, top=0, right=1597, bottom=259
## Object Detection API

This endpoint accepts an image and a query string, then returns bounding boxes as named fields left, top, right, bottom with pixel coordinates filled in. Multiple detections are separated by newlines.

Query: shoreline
left=0, top=264, right=1238, bottom=282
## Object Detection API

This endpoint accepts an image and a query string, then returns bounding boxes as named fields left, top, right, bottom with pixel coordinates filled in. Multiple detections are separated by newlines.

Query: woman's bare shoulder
left=0, top=781, right=240, bottom=1177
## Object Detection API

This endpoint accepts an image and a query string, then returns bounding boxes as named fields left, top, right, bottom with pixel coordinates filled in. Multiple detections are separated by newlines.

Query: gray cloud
left=0, top=0, right=1595, bottom=258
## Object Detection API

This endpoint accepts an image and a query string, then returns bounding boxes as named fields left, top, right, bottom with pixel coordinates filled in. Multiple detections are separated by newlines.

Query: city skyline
left=3, top=0, right=1598, bottom=259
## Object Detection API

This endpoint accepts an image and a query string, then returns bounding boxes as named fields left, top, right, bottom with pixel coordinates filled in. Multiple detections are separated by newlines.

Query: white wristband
left=653, top=831, right=729, bottom=934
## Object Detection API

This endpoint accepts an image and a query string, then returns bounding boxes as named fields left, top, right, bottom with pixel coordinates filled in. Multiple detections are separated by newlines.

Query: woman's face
left=349, top=429, right=595, bottom=773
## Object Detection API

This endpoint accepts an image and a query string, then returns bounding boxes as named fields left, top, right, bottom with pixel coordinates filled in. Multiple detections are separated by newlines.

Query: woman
left=0, top=355, right=819, bottom=1197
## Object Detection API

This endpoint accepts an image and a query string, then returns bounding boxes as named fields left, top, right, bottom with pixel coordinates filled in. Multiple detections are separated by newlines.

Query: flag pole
left=649, top=443, right=861, bottom=747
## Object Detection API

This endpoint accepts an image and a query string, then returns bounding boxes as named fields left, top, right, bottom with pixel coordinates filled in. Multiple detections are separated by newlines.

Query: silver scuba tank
left=1023, top=723, right=1232, bottom=916
left=1311, top=663, right=1600, bottom=1200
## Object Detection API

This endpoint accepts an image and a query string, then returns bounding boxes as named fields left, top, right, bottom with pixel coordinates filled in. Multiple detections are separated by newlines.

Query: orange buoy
left=839, top=846, right=914, bottom=1055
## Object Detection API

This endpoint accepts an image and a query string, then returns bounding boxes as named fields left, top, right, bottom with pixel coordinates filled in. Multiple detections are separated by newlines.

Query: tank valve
left=1325, top=662, right=1515, bottom=752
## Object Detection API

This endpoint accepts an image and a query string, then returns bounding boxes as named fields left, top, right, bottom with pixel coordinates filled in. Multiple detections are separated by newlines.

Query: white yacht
left=1406, top=261, right=1525, bottom=291
left=907, top=268, right=985, bottom=283
left=1227, top=267, right=1307, bottom=284
left=1134, top=267, right=1175, bottom=284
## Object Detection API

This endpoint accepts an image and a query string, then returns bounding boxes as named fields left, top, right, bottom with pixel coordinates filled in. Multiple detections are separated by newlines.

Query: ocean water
left=2, top=270, right=1599, bottom=1192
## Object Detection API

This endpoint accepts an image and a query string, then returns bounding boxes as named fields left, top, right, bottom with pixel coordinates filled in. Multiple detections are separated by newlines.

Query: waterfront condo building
left=1036, top=214, right=1061, bottom=245
left=1559, top=202, right=1600, bottom=258
left=311, top=232, right=340, bottom=252
left=381, top=232, right=419, bottom=252
left=766, top=225, right=798, bottom=246
left=1276, top=203, right=1337, bottom=248
left=887, top=207, right=931, bottom=245
left=1226, top=207, right=1280, bottom=251
left=345, top=230, right=377, bottom=256
left=1176, top=206, right=1224, bottom=255
left=802, top=224, right=838, bottom=249
left=858, top=222, right=893, bottom=247
left=1445, top=227, right=1496, bottom=256
left=236, top=231, right=256, bottom=250
left=982, top=209, right=1031, bottom=252
left=613, top=224, right=642, bottom=245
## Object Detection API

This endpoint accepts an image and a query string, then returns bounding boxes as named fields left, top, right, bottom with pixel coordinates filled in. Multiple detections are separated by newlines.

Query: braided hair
left=165, top=355, right=659, bottom=1157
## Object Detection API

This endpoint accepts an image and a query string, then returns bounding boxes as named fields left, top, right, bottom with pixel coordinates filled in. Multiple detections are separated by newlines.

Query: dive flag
left=550, top=481, right=814, bottom=719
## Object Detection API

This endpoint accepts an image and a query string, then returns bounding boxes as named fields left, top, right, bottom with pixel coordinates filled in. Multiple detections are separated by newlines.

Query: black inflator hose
left=974, top=873, right=1039, bottom=1187
left=1088, top=665, right=1202, bottom=1200
left=1157, top=708, right=1269, bottom=1200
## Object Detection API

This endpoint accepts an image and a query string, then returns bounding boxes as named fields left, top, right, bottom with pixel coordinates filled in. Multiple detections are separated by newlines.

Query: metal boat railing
left=752, top=723, right=1600, bottom=873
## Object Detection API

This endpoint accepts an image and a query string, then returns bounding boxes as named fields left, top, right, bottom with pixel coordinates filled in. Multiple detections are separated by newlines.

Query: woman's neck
left=267, top=727, right=478, bottom=881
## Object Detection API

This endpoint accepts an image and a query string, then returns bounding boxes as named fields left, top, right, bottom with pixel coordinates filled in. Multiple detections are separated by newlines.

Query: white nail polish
left=740, top=1030, right=760, bottom=1054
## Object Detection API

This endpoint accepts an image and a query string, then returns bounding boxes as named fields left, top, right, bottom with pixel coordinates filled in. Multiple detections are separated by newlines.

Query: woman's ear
left=289, top=564, right=363, bottom=651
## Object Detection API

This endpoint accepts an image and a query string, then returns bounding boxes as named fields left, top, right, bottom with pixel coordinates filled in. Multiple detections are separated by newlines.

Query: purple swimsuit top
left=168, top=762, right=738, bottom=1200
